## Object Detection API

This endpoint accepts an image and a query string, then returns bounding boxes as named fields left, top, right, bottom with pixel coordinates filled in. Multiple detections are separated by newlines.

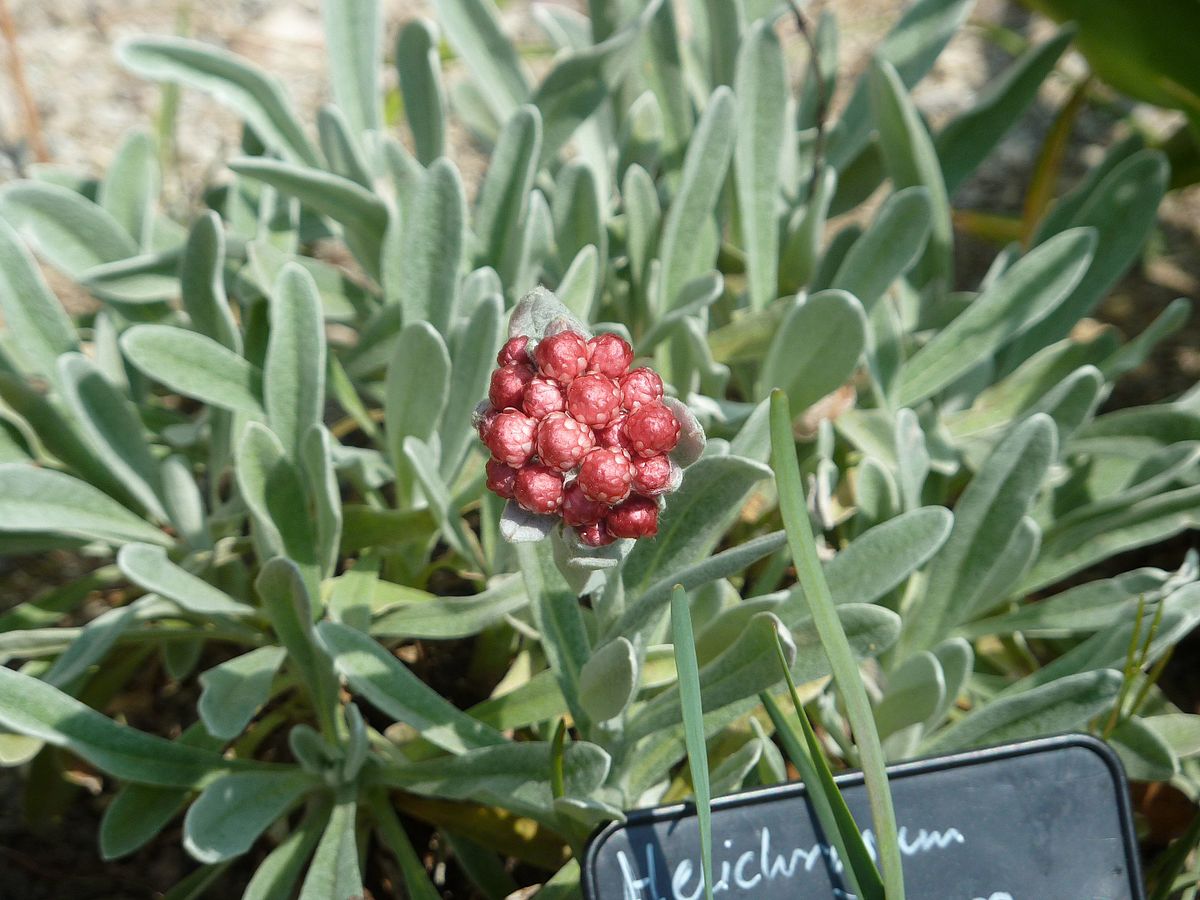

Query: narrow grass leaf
left=770, top=389, right=905, bottom=898
left=671, top=584, right=714, bottom=900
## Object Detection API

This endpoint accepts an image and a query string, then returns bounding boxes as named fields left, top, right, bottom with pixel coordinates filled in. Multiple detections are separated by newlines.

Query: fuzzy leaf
left=732, top=20, right=786, bottom=311
left=0, top=181, right=137, bottom=277
left=0, top=464, right=169, bottom=547
left=657, top=87, right=736, bottom=312
left=265, top=264, right=326, bottom=458
left=198, top=646, right=288, bottom=740
left=118, top=37, right=317, bottom=165
left=397, top=19, right=446, bottom=164
left=759, top=290, right=867, bottom=414
left=121, top=325, right=264, bottom=415
left=184, top=770, right=316, bottom=863
left=897, top=228, right=1097, bottom=406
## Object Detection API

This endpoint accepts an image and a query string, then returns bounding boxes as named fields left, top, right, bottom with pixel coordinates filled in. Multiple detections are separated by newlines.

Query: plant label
left=583, top=735, right=1143, bottom=900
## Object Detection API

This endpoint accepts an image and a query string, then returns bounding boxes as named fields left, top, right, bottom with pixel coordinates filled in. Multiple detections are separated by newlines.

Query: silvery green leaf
left=298, top=801, right=362, bottom=900
left=610, top=530, right=787, bottom=642
left=1109, top=716, right=1178, bottom=782
left=830, top=186, right=931, bottom=313
left=386, top=321, right=450, bottom=491
left=317, top=621, right=507, bottom=754
left=930, top=637, right=973, bottom=727
left=229, top=157, right=389, bottom=278
left=732, top=19, right=785, bottom=311
left=961, top=567, right=1172, bottom=638
left=628, top=612, right=792, bottom=739
left=779, top=165, right=836, bottom=293
left=1003, top=151, right=1168, bottom=370
left=867, top=58, right=952, bottom=291
left=99, top=724, right=226, bottom=859
left=377, top=740, right=610, bottom=827
left=805, top=506, right=952, bottom=616
left=894, top=408, right=929, bottom=511
left=622, top=455, right=772, bottom=595
left=578, top=637, right=638, bottom=722
left=636, top=274, right=723, bottom=356
left=642, top=0, right=691, bottom=160
left=551, top=524, right=634, bottom=596
left=301, top=425, right=342, bottom=578
left=947, top=332, right=1116, bottom=438
left=118, top=543, right=253, bottom=618
left=523, top=195, right=564, bottom=298
left=825, top=0, right=972, bottom=171
left=79, top=251, right=180, bottom=304
left=180, top=211, right=241, bottom=352
left=896, top=228, right=1097, bottom=407
left=694, top=595, right=785, bottom=665
left=958, top=515, right=1040, bottom=621
left=0, top=665, right=226, bottom=786
left=657, top=86, right=735, bottom=312
left=396, top=159, right=467, bottom=335
left=899, top=415, right=1056, bottom=655
left=248, top=240, right=368, bottom=324
left=122, top=325, right=263, bottom=415
left=403, top=437, right=481, bottom=567
left=663, top=396, right=707, bottom=468
left=875, top=651, right=945, bottom=739
left=936, top=28, right=1073, bottom=193
left=499, top=499, right=557, bottom=543
left=1143, top=714, right=1200, bottom=759
left=58, top=352, right=168, bottom=521
left=322, top=0, right=382, bottom=137
left=117, top=37, right=317, bottom=165
left=473, top=105, right=542, bottom=281
left=518, top=539, right=592, bottom=728
left=396, top=18, right=446, bottom=165
left=0, top=218, right=76, bottom=384
left=236, top=424, right=319, bottom=573
left=431, top=0, right=530, bottom=122
left=97, top=130, right=160, bottom=249
left=552, top=161, right=606, bottom=281
left=184, top=770, right=316, bottom=863
left=242, top=797, right=331, bottom=900
left=0, top=181, right=137, bottom=278
left=618, top=90, right=664, bottom=176
left=699, top=0, right=743, bottom=88
left=441, top=294, right=502, bottom=480
left=508, top=285, right=591, bottom=344
left=709, top=740, right=762, bottom=798
left=554, top=797, right=627, bottom=832
left=1100, top=297, right=1191, bottom=383
left=316, top=105, right=373, bottom=188
left=370, top=574, right=529, bottom=639
left=759, top=289, right=866, bottom=414
left=41, top=603, right=137, bottom=691
left=791, top=604, right=902, bottom=686
left=159, top=455, right=211, bottom=550
left=622, top=163, right=660, bottom=314
left=1019, top=583, right=1200, bottom=692
left=0, top=464, right=169, bottom=547
left=1022, top=484, right=1200, bottom=593
left=533, top=20, right=641, bottom=162
left=198, top=646, right=287, bottom=740
left=264, top=264, right=325, bottom=460
left=557, top=244, right=600, bottom=322
left=922, top=669, right=1122, bottom=755
left=256, top=558, right=339, bottom=721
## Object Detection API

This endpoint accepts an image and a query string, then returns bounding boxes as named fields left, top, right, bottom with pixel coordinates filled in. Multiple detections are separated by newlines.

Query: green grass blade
left=766, top=633, right=884, bottom=899
left=769, top=389, right=905, bottom=899
left=670, top=584, right=713, bottom=900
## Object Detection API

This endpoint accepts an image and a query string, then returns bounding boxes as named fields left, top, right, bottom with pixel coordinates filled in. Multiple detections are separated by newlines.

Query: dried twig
left=0, top=0, right=48, bottom=164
